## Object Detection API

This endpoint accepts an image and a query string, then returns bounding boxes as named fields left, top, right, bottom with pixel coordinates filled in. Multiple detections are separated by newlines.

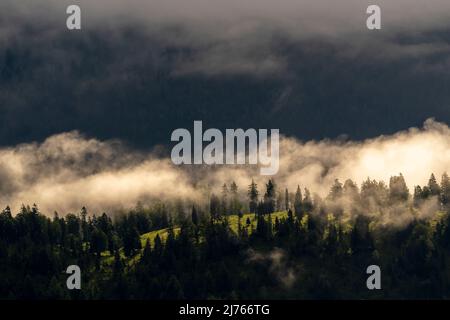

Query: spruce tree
left=248, top=179, right=259, bottom=214
left=428, top=173, right=441, bottom=197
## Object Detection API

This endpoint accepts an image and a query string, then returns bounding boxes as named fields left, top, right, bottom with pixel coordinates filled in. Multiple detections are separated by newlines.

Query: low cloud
left=0, top=119, right=448, bottom=218
left=247, top=248, right=296, bottom=288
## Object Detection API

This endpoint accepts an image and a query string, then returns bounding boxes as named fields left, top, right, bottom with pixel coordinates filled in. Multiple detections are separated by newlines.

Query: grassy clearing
left=138, top=211, right=289, bottom=246
left=140, top=227, right=181, bottom=247
left=100, top=211, right=289, bottom=267
left=228, top=211, right=288, bottom=234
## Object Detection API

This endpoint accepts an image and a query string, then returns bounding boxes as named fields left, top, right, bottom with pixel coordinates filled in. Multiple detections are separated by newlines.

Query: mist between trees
left=0, top=119, right=449, bottom=299
left=0, top=169, right=450, bottom=299
left=0, top=118, right=448, bottom=218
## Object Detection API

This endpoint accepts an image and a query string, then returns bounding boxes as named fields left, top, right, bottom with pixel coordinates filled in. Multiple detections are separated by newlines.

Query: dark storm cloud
left=0, top=0, right=449, bottom=148
left=3, top=0, right=450, bottom=75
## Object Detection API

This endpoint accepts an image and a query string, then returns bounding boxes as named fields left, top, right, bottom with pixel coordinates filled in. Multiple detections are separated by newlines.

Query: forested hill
left=1, top=173, right=450, bottom=299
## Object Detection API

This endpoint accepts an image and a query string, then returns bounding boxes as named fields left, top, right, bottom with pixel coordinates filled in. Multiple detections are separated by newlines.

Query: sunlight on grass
left=140, top=227, right=181, bottom=248
left=101, top=211, right=289, bottom=268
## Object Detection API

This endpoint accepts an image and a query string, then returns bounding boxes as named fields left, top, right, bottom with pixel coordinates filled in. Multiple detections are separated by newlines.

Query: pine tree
left=230, top=181, right=238, bottom=194
left=389, top=173, right=409, bottom=203
left=343, top=179, right=359, bottom=200
left=191, top=205, right=198, bottom=226
left=428, top=173, right=441, bottom=197
left=90, top=228, right=107, bottom=256
left=191, top=205, right=200, bottom=243
left=285, top=188, right=289, bottom=210
left=153, top=233, right=163, bottom=259
left=328, top=179, right=343, bottom=201
left=142, top=239, right=152, bottom=264
left=80, top=206, right=88, bottom=242
left=264, top=179, right=276, bottom=214
left=123, top=227, right=141, bottom=257
left=256, top=214, right=270, bottom=240
left=237, top=210, right=243, bottom=238
left=113, top=249, right=124, bottom=276
left=287, top=208, right=294, bottom=223
left=248, top=179, right=259, bottom=214
left=441, top=172, right=450, bottom=208
left=294, top=185, right=303, bottom=216
left=413, top=185, right=423, bottom=207
left=221, top=183, right=229, bottom=215
left=210, top=194, right=221, bottom=221
left=303, top=188, right=313, bottom=213
left=230, top=181, right=240, bottom=214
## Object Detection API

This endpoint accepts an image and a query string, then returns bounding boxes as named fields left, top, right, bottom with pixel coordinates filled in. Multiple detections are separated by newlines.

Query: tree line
left=1, top=172, right=450, bottom=299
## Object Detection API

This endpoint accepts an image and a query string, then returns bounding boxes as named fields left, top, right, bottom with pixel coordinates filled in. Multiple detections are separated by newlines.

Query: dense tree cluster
left=1, top=173, right=450, bottom=299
